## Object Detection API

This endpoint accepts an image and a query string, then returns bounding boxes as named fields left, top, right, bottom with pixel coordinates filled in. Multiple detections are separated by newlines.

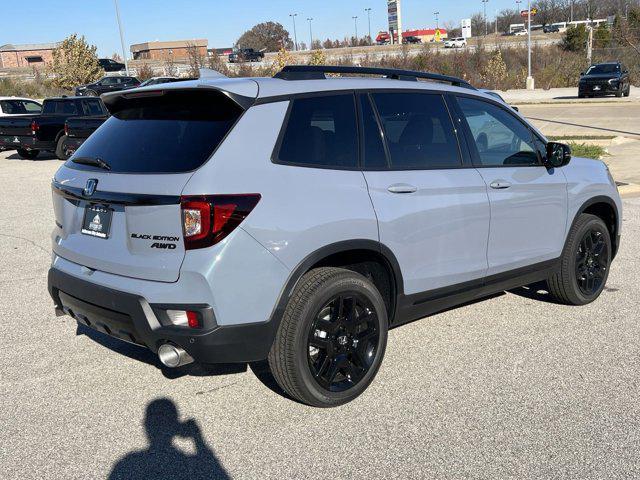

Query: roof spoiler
left=274, top=65, right=475, bottom=89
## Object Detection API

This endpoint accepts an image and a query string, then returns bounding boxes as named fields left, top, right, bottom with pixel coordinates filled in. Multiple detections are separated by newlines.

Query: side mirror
left=545, top=142, right=571, bottom=168
left=580, top=72, right=585, bottom=76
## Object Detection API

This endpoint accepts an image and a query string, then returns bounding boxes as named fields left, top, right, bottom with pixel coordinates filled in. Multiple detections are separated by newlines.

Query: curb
left=617, top=183, right=640, bottom=198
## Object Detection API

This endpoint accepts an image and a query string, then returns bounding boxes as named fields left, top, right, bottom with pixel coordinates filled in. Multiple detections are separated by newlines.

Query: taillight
left=64, top=123, right=69, bottom=136
left=31, top=120, right=39, bottom=135
left=180, top=194, right=261, bottom=250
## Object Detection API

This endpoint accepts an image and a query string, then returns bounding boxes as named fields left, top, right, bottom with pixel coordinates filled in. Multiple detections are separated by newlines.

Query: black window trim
left=451, top=92, right=547, bottom=169
left=270, top=91, right=362, bottom=171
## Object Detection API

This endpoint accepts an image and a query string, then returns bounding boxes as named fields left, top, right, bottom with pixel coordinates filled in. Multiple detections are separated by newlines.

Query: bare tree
left=186, top=43, right=204, bottom=78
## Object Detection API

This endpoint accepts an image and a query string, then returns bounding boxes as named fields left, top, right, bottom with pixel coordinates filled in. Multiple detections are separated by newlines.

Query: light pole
left=307, top=18, right=313, bottom=50
left=353, top=16, right=359, bottom=46
left=482, top=0, right=489, bottom=36
left=365, top=7, right=372, bottom=44
left=289, top=13, right=298, bottom=51
left=526, top=0, right=534, bottom=89
left=434, top=11, right=439, bottom=30
left=112, top=0, right=128, bottom=74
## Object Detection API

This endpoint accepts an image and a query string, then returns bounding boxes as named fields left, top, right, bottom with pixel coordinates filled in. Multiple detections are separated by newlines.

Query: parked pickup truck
left=228, top=48, right=265, bottom=63
left=0, top=96, right=108, bottom=160
left=62, top=115, right=107, bottom=159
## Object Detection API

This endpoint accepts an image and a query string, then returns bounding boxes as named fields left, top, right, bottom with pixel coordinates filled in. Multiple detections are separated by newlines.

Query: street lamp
left=289, top=13, right=298, bottom=51
left=307, top=18, right=313, bottom=50
left=482, top=0, right=489, bottom=36
left=434, top=11, right=439, bottom=30
left=112, top=0, right=128, bottom=74
left=353, top=16, right=359, bottom=46
left=365, top=7, right=372, bottom=44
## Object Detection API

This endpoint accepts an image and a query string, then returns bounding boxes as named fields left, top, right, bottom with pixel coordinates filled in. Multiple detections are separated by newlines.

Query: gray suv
left=48, top=66, right=622, bottom=407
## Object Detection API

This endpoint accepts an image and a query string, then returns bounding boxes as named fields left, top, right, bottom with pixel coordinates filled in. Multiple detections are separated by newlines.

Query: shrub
left=48, top=34, right=102, bottom=89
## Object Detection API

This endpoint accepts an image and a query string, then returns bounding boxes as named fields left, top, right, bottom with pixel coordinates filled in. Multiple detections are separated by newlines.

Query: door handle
left=490, top=180, right=512, bottom=190
left=387, top=184, right=417, bottom=194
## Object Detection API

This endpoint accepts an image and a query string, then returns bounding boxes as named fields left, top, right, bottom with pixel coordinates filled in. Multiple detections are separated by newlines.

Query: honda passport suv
left=48, top=66, right=622, bottom=407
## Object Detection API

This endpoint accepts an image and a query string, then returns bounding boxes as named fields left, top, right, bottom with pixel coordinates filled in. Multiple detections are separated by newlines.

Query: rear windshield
left=66, top=90, right=243, bottom=173
left=43, top=100, right=78, bottom=115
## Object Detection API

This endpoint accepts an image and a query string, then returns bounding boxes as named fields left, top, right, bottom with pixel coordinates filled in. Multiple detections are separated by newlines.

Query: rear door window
left=67, top=90, right=243, bottom=173
left=82, top=99, right=105, bottom=116
left=371, top=92, right=462, bottom=169
left=276, top=94, right=358, bottom=169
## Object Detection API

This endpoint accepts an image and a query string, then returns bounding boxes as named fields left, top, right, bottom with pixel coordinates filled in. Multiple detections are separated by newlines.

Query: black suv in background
left=98, top=58, right=126, bottom=72
left=578, top=62, right=631, bottom=98
left=228, top=48, right=265, bottom=63
left=75, top=76, right=140, bottom=96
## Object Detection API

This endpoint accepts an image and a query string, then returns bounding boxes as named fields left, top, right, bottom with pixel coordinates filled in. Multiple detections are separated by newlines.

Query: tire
left=547, top=213, right=612, bottom=305
left=268, top=267, right=388, bottom=407
left=624, top=85, right=630, bottom=97
left=578, top=93, right=585, bottom=98
left=55, top=135, right=70, bottom=160
left=615, top=89, right=623, bottom=98
left=86, top=90, right=98, bottom=97
left=16, top=148, right=39, bottom=160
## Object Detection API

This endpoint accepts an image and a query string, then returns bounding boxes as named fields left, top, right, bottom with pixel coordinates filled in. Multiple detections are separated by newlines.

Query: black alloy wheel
left=307, top=293, right=379, bottom=392
left=575, top=228, right=609, bottom=296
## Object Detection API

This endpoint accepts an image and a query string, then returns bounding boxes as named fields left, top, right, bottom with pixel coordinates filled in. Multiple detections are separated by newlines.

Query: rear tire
left=17, top=148, right=39, bottom=160
left=547, top=213, right=611, bottom=305
left=268, top=267, right=388, bottom=407
left=55, top=135, right=70, bottom=160
left=624, top=85, right=630, bottom=97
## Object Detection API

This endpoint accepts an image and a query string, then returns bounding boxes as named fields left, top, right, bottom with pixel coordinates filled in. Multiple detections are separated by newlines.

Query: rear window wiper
left=72, top=156, right=112, bottom=171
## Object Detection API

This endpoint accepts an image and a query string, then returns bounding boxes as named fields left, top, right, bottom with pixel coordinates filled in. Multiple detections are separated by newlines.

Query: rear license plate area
left=81, top=205, right=113, bottom=239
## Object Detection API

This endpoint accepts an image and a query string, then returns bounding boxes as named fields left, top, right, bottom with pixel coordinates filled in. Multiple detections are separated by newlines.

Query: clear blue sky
left=9, top=0, right=520, bottom=57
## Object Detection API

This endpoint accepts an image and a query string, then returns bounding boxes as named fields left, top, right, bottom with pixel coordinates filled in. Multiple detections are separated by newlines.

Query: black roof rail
left=274, top=65, right=475, bottom=89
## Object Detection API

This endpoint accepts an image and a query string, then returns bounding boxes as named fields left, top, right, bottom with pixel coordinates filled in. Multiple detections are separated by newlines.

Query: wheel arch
left=573, top=195, right=620, bottom=258
left=268, top=240, right=404, bottom=331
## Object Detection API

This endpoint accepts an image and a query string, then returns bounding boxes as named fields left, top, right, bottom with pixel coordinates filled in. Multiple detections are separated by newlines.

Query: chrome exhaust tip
left=158, top=343, right=194, bottom=368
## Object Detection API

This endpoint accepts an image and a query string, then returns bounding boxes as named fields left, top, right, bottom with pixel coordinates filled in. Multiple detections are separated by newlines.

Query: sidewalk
left=500, top=86, right=640, bottom=104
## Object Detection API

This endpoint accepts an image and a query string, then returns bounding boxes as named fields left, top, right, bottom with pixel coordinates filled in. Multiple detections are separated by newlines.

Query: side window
left=24, top=101, right=42, bottom=113
left=457, top=96, right=539, bottom=167
left=371, top=92, right=461, bottom=169
left=359, top=94, right=387, bottom=169
left=83, top=99, right=104, bottom=116
left=62, top=101, right=78, bottom=115
left=277, top=94, right=358, bottom=168
left=102, top=77, right=117, bottom=86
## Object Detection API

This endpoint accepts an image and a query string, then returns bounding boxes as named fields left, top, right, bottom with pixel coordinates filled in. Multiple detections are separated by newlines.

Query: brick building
left=0, top=42, right=61, bottom=69
left=130, top=39, right=208, bottom=60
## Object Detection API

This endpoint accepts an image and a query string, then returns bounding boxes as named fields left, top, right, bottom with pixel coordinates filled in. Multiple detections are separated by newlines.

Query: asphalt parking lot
left=1, top=150, right=639, bottom=480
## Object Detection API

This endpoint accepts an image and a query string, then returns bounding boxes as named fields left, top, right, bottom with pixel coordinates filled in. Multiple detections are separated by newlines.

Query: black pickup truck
left=0, top=96, right=108, bottom=159
left=62, top=115, right=107, bottom=159
left=228, top=48, right=265, bottom=63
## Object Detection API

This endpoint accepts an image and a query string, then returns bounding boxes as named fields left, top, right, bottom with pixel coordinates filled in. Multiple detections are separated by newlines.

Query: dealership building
left=0, top=42, right=61, bottom=68
left=130, top=39, right=208, bottom=60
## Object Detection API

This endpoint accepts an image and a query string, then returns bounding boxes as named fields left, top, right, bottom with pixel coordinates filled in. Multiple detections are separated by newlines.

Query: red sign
left=520, top=8, right=537, bottom=18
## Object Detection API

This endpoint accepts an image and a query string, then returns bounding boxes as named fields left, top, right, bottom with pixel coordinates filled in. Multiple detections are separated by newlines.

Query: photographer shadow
left=109, top=398, right=230, bottom=480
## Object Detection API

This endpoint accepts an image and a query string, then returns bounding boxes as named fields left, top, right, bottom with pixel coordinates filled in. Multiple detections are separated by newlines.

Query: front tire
left=55, top=135, right=70, bottom=160
left=547, top=213, right=612, bottom=305
left=268, top=267, right=388, bottom=407
left=16, top=148, right=39, bottom=160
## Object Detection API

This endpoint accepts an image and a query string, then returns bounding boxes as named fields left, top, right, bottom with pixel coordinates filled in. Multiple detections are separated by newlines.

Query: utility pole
left=495, top=9, right=498, bottom=35
left=586, top=23, right=593, bottom=66
left=353, top=16, right=359, bottom=46
left=307, top=18, right=313, bottom=50
left=434, top=11, right=439, bottom=29
left=113, top=0, right=128, bottom=74
left=482, top=0, right=489, bottom=36
left=365, top=8, right=372, bottom=44
left=526, top=0, right=534, bottom=89
left=570, top=1, right=574, bottom=23
left=516, top=0, right=522, bottom=34
left=289, top=13, right=298, bottom=51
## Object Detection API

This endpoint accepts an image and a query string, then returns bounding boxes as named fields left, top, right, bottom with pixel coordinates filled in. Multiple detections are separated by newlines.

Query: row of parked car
left=0, top=75, right=196, bottom=159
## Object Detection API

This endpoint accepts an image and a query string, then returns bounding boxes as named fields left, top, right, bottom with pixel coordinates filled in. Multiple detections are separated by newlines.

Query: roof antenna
left=199, top=68, right=227, bottom=79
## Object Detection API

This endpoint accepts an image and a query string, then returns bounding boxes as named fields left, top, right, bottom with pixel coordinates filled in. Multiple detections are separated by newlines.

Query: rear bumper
left=0, top=135, right=54, bottom=151
left=48, top=267, right=277, bottom=364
